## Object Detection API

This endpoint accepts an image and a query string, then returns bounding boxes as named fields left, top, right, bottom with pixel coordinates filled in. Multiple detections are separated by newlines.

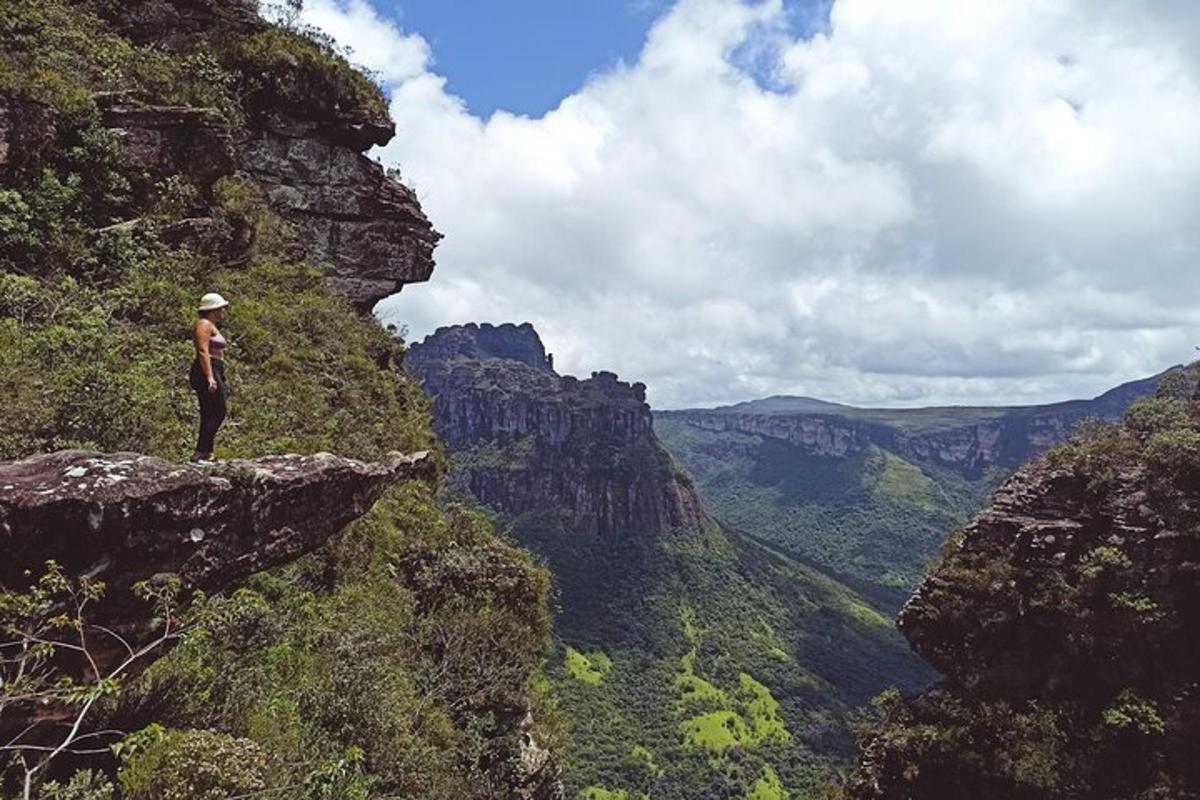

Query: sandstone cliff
left=407, top=322, right=704, bottom=538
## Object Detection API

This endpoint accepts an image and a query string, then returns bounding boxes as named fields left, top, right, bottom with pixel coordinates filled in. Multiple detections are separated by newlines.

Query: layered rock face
left=897, top=463, right=1199, bottom=700
left=407, top=323, right=703, bottom=538
left=845, top=386, right=1200, bottom=799
left=660, top=371, right=1164, bottom=478
left=1, top=449, right=432, bottom=623
left=0, top=1, right=440, bottom=311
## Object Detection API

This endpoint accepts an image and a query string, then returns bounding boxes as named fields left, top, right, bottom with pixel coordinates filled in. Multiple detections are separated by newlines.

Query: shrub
left=118, top=729, right=271, bottom=800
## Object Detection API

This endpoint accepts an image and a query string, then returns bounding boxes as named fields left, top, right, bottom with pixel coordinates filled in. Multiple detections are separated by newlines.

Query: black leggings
left=190, top=359, right=226, bottom=454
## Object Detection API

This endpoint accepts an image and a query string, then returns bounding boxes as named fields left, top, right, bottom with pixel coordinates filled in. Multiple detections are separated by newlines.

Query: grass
left=748, top=765, right=789, bottom=800
left=739, top=672, right=791, bottom=744
left=565, top=646, right=613, bottom=686
left=869, top=449, right=941, bottom=511
left=679, top=710, right=750, bottom=753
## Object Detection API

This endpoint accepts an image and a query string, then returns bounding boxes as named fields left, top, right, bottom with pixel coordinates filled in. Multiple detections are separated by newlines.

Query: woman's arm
left=194, top=320, right=218, bottom=393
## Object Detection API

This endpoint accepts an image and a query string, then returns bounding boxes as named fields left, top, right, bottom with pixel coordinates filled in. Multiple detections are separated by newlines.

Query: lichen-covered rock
left=407, top=324, right=704, bottom=538
left=0, top=449, right=433, bottom=598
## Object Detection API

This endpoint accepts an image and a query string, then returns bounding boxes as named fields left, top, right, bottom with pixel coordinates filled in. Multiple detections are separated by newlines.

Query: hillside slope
left=408, top=322, right=932, bottom=799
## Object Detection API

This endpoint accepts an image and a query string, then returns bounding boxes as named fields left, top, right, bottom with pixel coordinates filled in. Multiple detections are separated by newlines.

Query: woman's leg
left=196, top=381, right=226, bottom=455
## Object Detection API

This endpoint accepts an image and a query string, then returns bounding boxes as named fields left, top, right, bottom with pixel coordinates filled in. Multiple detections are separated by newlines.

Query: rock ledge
left=0, top=449, right=433, bottom=596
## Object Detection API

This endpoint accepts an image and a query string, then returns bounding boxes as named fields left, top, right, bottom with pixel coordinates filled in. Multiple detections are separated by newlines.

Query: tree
left=0, top=562, right=183, bottom=800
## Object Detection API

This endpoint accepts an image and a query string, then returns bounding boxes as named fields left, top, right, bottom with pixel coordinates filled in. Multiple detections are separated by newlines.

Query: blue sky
left=373, top=0, right=832, bottom=117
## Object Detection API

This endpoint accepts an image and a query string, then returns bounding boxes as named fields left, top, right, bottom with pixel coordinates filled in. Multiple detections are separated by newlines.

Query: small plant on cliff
left=0, top=564, right=184, bottom=800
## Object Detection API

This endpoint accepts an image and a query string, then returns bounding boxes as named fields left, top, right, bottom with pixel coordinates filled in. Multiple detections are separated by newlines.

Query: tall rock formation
left=840, top=367, right=1200, bottom=800
left=407, top=322, right=703, bottom=538
left=406, top=322, right=932, bottom=800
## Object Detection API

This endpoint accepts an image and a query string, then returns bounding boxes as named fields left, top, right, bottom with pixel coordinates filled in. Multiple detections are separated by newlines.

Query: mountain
left=834, top=365, right=1200, bottom=799
left=407, top=322, right=933, bottom=800
left=656, top=372, right=1168, bottom=607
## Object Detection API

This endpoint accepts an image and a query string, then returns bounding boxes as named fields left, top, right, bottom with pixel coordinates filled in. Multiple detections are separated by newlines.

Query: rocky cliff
left=407, top=322, right=704, bottom=538
left=0, top=0, right=440, bottom=312
left=0, top=448, right=429, bottom=717
left=660, top=371, right=1165, bottom=478
left=840, top=369, right=1200, bottom=800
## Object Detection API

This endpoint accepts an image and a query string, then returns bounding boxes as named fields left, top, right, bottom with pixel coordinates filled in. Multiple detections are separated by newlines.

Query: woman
left=189, top=292, right=230, bottom=463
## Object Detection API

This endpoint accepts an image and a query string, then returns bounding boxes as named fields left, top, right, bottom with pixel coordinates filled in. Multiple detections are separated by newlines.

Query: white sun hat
left=197, top=292, right=230, bottom=312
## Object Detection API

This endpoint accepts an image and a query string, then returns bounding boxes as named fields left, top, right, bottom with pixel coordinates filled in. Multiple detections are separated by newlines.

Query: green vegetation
left=655, top=420, right=995, bottom=608
left=478, top=501, right=930, bottom=799
left=0, top=2, right=558, bottom=797
left=748, top=765, right=789, bottom=800
left=120, top=484, right=556, bottom=798
left=565, top=647, right=614, bottom=686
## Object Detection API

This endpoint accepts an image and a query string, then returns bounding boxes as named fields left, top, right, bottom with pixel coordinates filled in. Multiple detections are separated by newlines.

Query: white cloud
left=300, top=0, right=1200, bottom=409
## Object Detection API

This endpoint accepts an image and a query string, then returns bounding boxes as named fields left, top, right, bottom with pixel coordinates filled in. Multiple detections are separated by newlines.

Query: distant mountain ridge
left=660, top=371, right=1169, bottom=478
left=655, top=370, right=1171, bottom=608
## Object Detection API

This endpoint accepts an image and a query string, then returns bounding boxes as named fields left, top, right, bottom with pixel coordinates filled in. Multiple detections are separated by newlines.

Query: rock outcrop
left=843, top=386, right=1200, bottom=799
left=236, top=108, right=440, bottom=310
left=0, top=449, right=432, bottom=602
left=407, top=323, right=703, bottom=538
left=0, top=3, right=441, bottom=312
left=660, top=371, right=1165, bottom=478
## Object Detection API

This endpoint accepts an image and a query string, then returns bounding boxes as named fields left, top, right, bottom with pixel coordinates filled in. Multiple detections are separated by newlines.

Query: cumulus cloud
left=298, top=0, right=1200, bottom=409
